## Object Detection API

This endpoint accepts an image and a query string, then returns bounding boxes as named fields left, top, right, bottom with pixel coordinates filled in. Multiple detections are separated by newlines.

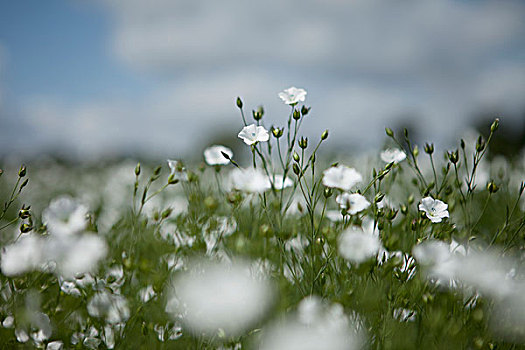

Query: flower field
left=1, top=88, right=525, bottom=349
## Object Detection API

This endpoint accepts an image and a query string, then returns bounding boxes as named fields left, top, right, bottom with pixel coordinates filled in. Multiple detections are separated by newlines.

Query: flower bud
left=293, top=109, right=301, bottom=120
left=375, top=192, right=385, bottom=203
left=135, top=162, right=141, bottom=176
left=321, top=129, right=329, bottom=141
left=476, top=135, right=485, bottom=152
left=18, top=165, right=26, bottom=178
left=20, top=223, right=32, bottom=233
left=252, top=109, right=262, bottom=121
left=298, top=137, right=308, bottom=149
left=153, top=210, right=160, bottom=221
left=168, top=174, right=179, bottom=185
left=413, top=145, right=419, bottom=157
left=324, top=187, right=333, bottom=198
left=19, top=209, right=31, bottom=219
left=424, top=143, right=434, bottom=155
left=404, top=128, right=409, bottom=139
left=400, top=205, right=408, bottom=215
left=293, top=163, right=301, bottom=176
left=301, top=105, right=311, bottom=116
left=411, top=219, right=418, bottom=231
left=272, top=127, right=284, bottom=138
left=20, top=179, right=29, bottom=191
left=153, top=166, right=162, bottom=176
left=490, top=118, right=499, bottom=133
left=460, top=139, right=466, bottom=150
left=293, top=151, right=300, bottom=162
left=386, top=209, right=398, bottom=220
left=407, top=194, right=414, bottom=204
left=161, top=208, right=173, bottom=219
left=385, top=127, right=394, bottom=137
left=448, top=149, right=459, bottom=164
left=487, top=181, right=499, bottom=194
left=236, top=97, right=243, bottom=109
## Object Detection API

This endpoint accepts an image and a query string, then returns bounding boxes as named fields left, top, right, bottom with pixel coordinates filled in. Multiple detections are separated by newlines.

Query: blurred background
left=1, top=0, right=524, bottom=162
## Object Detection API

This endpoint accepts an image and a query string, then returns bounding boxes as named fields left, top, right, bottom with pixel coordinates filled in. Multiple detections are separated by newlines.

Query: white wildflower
left=228, top=168, right=272, bottom=193
left=42, top=196, right=88, bottom=237
left=336, top=193, right=370, bottom=215
left=278, top=87, right=307, bottom=105
left=237, top=124, right=269, bottom=145
left=380, top=148, right=406, bottom=164
left=268, top=174, right=293, bottom=190
left=204, top=145, right=233, bottom=166
left=322, top=166, right=362, bottom=191
left=1, top=235, right=44, bottom=276
left=419, top=197, right=449, bottom=223
left=167, top=159, right=188, bottom=181
left=338, top=227, right=381, bottom=264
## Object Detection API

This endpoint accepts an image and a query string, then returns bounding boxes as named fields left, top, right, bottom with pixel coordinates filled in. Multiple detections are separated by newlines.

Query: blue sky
left=1, top=0, right=524, bottom=159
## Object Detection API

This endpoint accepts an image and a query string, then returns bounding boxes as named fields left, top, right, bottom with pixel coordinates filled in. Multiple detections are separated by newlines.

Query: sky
left=1, top=0, right=524, bottom=160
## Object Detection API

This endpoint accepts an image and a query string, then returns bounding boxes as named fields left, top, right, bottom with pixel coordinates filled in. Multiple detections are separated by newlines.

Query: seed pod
left=321, top=129, right=329, bottom=141
left=18, top=165, right=26, bottom=178
left=236, top=97, right=243, bottom=109
left=385, top=127, right=394, bottom=137
left=135, top=162, right=141, bottom=176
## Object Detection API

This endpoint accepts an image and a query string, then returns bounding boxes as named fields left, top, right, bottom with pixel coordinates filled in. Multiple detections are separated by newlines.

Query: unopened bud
left=386, top=209, right=398, bottom=220
left=293, top=163, right=301, bottom=176
left=490, top=118, right=499, bottom=133
left=298, top=137, right=308, bottom=149
left=20, top=179, right=29, bottom=190
left=252, top=109, right=262, bottom=121
left=375, top=192, right=385, bottom=203
left=20, top=223, right=32, bottom=233
left=293, top=109, right=301, bottom=120
left=408, top=194, right=414, bottom=204
left=448, top=149, right=459, bottom=164
left=476, top=135, right=485, bottom=152
left=272, top=127, right=284, bottom=138
left=321, top=129, right=329, bottom=141
left=204, top=196, right=217, bottom=210
left=385, top=127, right=394, bottom=137
left=18, top=165, right=26, bottom=178
left=400, top=205, right=408, bottom=215
left=424, top=143, right=434, bottom=155
left=460, top=139, right=466, bottom=150
left=293, top=151, right=300, bottom=162
left=153, top=166, right=162, bottom=176
left=404, top=128, right=409, bottom=139
left=324, top=187, right=333, bottom=198
left=168, top=174, right=179, bottom=185
left=301, top=105, right=311, bottom=116
left=487, top=181, right=499, bottom=194
left=135, top=163, right=141, bottom=176
left=161, top=208, right=173, bottom=219
left=236, top=97, right=243, bottom=109
left=413, top=145, right=419, bottom=157
left=19, top=209, right=31, bottom=219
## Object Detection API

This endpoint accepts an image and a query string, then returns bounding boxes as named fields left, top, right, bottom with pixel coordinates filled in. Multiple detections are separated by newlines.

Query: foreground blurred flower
left=168, top=259, right=274, bottom=337
left=278, top=87, right=307, bottom=105
left=204, top=145, right=233, bottom=166
left=338, top=226, right=381, bottom=264
left=419, top=197, right=449, bottom=223
left=42, top=196, right=88, bottom=237
left=167, top=160, right=188, bottom=181
left=268, top=174, right=293, bottom=190
left=380, top=148, right=406, bottom=164
left=336, top=193, right=370, bottom=215
left=237, top=124, right=269, bottom=145
left=88, top=292, right=130, bottom=324
left=322, top=166, right=362, bottom=191
left=1, top=235, right=44, bottom=276
left=228, top=168, right=272, bottom=193
left=260, top=296, right=363, bottom=350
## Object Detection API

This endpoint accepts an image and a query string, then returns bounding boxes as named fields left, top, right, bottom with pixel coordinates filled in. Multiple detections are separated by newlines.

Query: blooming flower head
left=168, top=259, right=274, bottom=337
left=42, top=196, right=88, bottom=237
left=338, top=226, right=382, bottom=264
left=335, top=193, right=370, bottom=215
left=322, top=165, right=362, bottom=191
left=278, top=87, right=307, bottom=105
left=238, top=124, right=270, bottom=145
left=167, top=159, right=188, bottom=181
left=203, top=145, right=233, bottom=166
left=228, top=168, right=272, bottom=193
left=380, top=148, right=406, bottom=164
left=419, top=196, right=449, bottom=223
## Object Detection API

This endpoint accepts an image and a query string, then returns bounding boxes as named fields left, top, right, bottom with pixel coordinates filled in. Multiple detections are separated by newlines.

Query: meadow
left=1, top=87, right=525, bottom=349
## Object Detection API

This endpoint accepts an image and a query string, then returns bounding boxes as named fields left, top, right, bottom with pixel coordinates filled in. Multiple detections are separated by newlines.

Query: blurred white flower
left=1, top=235, right=44, bottom=276
left=278, top=87, right=307, bottom=105
left=268, top=174, right=293, bottom=190
left=237, top=124, right=269, bottom=145
left=322, top=166, right=362, bottom=191
left=87, top=292, right=130, bottom=324
left=228, top=168, right=271, bottom=193
left=204, top=145, right=233, bottom=166
left=335, top=193, right=370, bottom=215
left=167, top=159, right=188, bottom=181
left=338, top=226, right=381, bottom=264
left=419, top=197, right=449, bottom=223
left=260, top=295, right=363, bottom=350
left=380, top=148, right=406, bottom=164
left=168, top=259, right=274, bottom=337
left=42, top=196, right=88, bottom=237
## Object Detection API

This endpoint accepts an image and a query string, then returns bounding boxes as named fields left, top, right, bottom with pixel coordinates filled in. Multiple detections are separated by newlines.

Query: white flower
left=1, top=235, right=44, bottom=276
left=419, top=197, right=449, bottom=223
left=278, top=87, right=307, bottom=105
left=228, top=168, right=272, bottom=193
left=335, top=193, right=370, bottom=215
left=412, top=240, right=457, bottom=282
left=87, top=292, right=130, bottom=324
left=42, top=196, right=88, bottom=237
left=237, top=124, right=269, bottom=145
left=338, top=227, right=381, bottom=264
left=167, top=159, right=188, bottom=181
left=204, top=145, right=233, bottom=166
left=268, top=174, right=293, bottom=190
left=322, top=165, right=362, bottom=191
left=380, top=148, right=406, bottom=164
left=168, top=259, right=274, bottom=337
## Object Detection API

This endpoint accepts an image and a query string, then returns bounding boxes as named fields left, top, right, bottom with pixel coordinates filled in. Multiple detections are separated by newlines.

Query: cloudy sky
left=1, top=0, right=524, bottom=159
